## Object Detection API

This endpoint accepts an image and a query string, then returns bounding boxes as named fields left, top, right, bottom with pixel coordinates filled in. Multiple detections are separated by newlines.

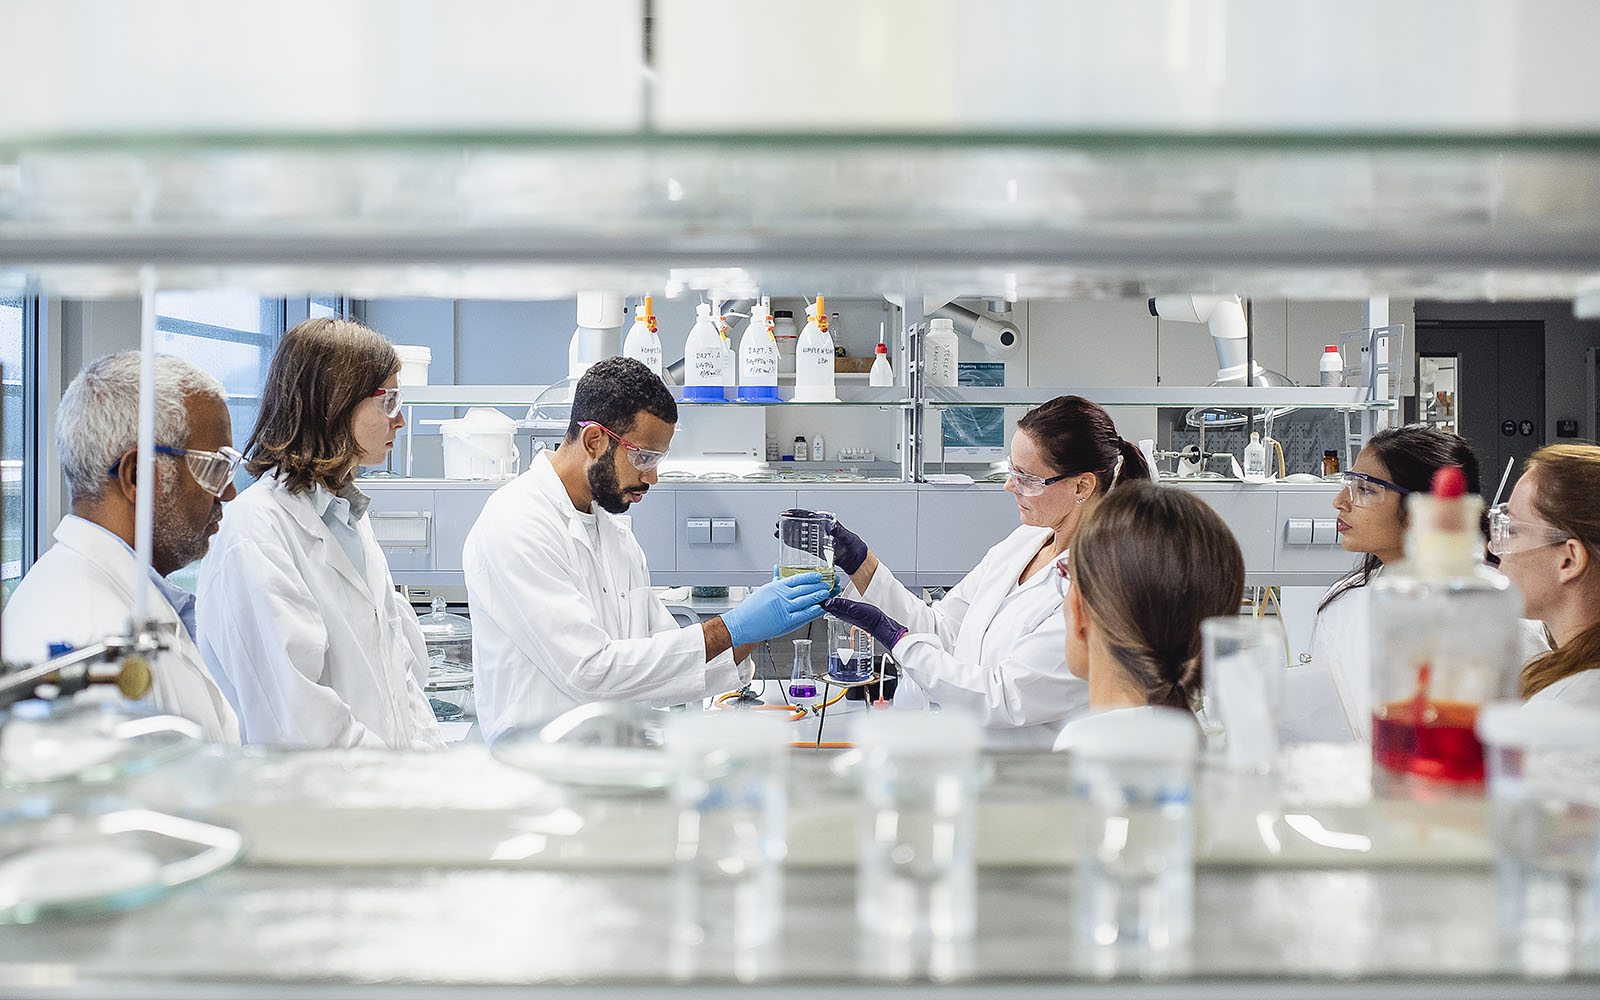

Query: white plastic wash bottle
left=793, top=295, right=838, bottom=403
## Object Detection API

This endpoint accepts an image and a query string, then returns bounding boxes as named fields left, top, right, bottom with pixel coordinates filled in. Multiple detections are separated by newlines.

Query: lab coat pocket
left=623, top=584, right=658, bottom=638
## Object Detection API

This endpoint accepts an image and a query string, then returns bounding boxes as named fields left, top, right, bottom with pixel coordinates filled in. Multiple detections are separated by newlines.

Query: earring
left=1075, top=496, right=1087, bottom=505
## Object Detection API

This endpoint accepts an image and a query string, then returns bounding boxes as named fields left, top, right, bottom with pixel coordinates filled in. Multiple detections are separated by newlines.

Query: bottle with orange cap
left=623, top=294, right=663, bottom=379
left=793, top=294, right=838, bottom=403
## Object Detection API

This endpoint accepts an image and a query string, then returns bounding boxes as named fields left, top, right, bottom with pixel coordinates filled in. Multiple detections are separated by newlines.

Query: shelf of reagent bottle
left=670, top=386, right=911, bottom=407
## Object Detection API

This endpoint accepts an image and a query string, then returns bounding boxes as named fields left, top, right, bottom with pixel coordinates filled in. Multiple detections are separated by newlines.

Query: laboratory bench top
left=0, top=743, right=1592, bottom=998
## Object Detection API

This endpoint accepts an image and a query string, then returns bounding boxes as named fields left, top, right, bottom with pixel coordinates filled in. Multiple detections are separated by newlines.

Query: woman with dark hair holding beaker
left=822, top=395, right=1150, bottom=747
left=198, top=318, right=442, bottom=750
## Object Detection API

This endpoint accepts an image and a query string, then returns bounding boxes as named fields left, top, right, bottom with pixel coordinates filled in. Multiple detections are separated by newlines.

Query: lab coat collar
left=528, top=450, right=623, bottom=555
left=262, top=470, right=377, bottom=602
left=51, top=515, right=186, bottom=632
left=311, top=481, right=371, bottom=527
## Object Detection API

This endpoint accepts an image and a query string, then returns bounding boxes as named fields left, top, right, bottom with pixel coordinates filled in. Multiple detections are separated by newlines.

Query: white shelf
left=400, top=385, right=546, bottom=407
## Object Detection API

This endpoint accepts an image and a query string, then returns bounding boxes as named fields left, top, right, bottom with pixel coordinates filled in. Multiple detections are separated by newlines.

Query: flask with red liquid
left=1368, top=466, right=1520, bottom=795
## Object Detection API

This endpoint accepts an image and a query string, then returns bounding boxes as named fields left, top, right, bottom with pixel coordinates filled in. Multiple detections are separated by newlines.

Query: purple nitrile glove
left=774, top=509, right=870, bottom=576
left=821, top=596, right=908, bottom=651
left=828, top=518, right=869, bottom=576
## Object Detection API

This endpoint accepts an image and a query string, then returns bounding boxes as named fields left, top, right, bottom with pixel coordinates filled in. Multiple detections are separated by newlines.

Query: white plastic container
left=1320, top=345, right=1343, bottom=387
left=737, top=299, right=782, bottom=402
left=394, top=345, right=432, bottom=386
left=682, top=302, right=729, bottom=402
left=793, top=299, right=838, bottom=403
left=623, top=305, right=663, bottom=378
left=925, top=317, right=958, bottom=387
left=1242, top=431, right=1268, bottom=481
left=772, top=310, right=799, bottom=376
left=868, top=342, right=893, bottom=386
left=440, top=407, right=521, bottom=480
left=811, top=433, right=825, bottom=462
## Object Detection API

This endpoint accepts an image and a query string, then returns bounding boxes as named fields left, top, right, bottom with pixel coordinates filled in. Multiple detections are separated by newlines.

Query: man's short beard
left=586, top=443, right=631, bottom=514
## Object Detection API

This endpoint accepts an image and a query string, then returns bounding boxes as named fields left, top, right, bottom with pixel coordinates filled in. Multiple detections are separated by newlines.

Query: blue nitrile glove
left=821, top=596, right=908, bottom=651
left=721, top=572, right=833, bottom=646
left=774, top=509, right=870, bottom=576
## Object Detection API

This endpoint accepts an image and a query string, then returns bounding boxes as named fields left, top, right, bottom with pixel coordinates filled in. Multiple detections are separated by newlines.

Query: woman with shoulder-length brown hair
left=1051, top=482, right=1245, bottom=749
left=197, top=318, right=442, bottom=750
left=1493, top=443, right=1600, bottom=709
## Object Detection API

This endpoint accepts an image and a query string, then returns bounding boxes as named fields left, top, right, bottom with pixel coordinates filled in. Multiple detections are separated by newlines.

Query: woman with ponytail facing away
left=820, top=396, right=1150, bottom=747
left=1052, top=483, right=1246, bottom=750
left=1494, top=444, right=1600, bottom=709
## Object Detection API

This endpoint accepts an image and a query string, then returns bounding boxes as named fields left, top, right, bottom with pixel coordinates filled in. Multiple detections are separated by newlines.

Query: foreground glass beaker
left=666, top=711, right=789, bottom=954
left=777, top=509, right=835, bottom=587
left=1478, top=701, right=1600, bottom=977
left=828, top=615, right=874, bottom=684
left=1065, top=707, right=1199, bottom=979
left=1201, top=616, right=1285, bottom=773
left=854, top=711, right=981, bottom=946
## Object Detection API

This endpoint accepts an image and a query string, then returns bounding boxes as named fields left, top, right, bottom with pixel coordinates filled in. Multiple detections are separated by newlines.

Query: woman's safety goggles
left=371, top=386, right=404, bottom=419
left=1052, top=554, right=1072, bottom=597
left=1488, top=503, right=1573, bottom=556
left=1337, top=470, right=1412, bottom=508
left=108, top=445, right=244, bottom=498
left=1006, top=461, right=1070, bottom=497
left=579, top=420, right=669, bottom=471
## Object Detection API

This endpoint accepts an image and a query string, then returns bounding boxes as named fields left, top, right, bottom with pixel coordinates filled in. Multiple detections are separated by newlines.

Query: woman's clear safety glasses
left=1337, top=470, right=1412, bottom=508
left=1052, top=554, right=1072, bottom=597
left=108, top=445, right=244, bottom=498
left=1007, top=461, right=1070, bottom=497
left=371, top=386, right=404, bottom=419
left=1488, top=503, right=1573, bottom=556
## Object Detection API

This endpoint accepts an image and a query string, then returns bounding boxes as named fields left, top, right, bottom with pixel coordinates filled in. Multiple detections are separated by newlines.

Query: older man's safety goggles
left=1487, top=503, right=1573, bottom=556
left=109, top=444, right=244, bottom=498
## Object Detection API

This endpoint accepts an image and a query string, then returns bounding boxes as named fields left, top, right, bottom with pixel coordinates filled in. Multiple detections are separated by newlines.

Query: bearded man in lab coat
left=464, top=357, right=833, bottom=740
left=3, top=352, right=241, bottom=743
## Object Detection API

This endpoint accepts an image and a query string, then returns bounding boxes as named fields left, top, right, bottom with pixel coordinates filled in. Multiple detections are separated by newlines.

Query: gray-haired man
left=2, top=352, right=241, bottom=742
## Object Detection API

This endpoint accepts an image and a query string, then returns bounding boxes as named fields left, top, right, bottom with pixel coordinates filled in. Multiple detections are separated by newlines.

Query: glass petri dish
left=656, top=470, right=697, bottom=483
left=740, top=471, right=782, bottom=482
left=0, top=800, right=244, bottom=924
left=0, top=700, right=205, bottom=787
left=698, top=471, right=739, bottom=483
left=491, top=702, right=674, bottom=793
left=983, top=470, right=1011, bottom=483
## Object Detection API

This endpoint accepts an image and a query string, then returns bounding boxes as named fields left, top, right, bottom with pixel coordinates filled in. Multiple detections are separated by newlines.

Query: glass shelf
left=924, top=385, right=1399, bottom=409
left=3, top=132, right=1600, bottom=300
left=672, top=386, right=911, bottom=407
left=394, top=384, right=913, bottom=409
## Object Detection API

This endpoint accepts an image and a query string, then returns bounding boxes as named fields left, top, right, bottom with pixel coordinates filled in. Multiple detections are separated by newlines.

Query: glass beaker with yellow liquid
left=777, top=509, right=835, bottom=588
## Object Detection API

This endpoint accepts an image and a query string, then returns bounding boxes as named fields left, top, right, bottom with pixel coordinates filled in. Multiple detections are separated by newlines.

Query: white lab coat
left=1526, top=668, right=1600, bottom=710
left=2, top=515, right=240, bottom=744
left=1051, top=704, right=1178, bottom=752
left=1306, top=569, right=1551, bottom=740
left=464, top=451, right=743, bottom=742
left=196, top=472, right=442, bottom=750
left=856, top=524, right=1088, bottom=748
